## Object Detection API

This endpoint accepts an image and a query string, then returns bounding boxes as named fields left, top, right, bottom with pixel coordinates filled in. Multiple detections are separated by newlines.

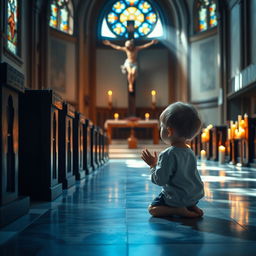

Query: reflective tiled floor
left=1, top=160, right=256, bottom=255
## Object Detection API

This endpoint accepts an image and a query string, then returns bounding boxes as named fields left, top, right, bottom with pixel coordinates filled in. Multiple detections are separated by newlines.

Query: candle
left=108, top=90, right=112, bottom=105
left=114, top=113, right=119, bottom=120
left=244, top=113, right=248, bottom=127
left=240, top=128, right=245, bottom=139
left=201, top=150, right=206, bottom=161
left=201, top=132, right=207, bottom=143
left=244, top=113, right=249, bottom=139
left=151, top=90, right=156, bottom=104
left=145, top=113, right=150, bottom=121
left=239, top=120, right=245, bottom=129
left=218, top=145, right=225, bottom=164
left=228, top=128, right=231, bottom=140
left=207, top=124, right=213, bottom=130
left=238, top=115, right=242, bottom=127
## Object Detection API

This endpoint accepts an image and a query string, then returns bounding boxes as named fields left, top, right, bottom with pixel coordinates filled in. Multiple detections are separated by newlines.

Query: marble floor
left=1, top=159, right=256, bottom=255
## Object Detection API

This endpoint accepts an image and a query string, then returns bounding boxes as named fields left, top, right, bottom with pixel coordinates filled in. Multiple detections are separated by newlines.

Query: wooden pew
left=85, top=119, right=93, bottom=174
left=104, top=130, right=109, bottom=162
left=19, top=89, right=63, bottom=201
left=0, top=63, right=30, bottom=227
left=58, top=102, right=76, bottom=189
left=94, top=126, right=100, bottom=169
left=73, top=112, right=86, bottom=180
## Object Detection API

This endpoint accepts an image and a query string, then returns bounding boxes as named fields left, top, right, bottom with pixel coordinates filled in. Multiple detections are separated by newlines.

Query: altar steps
left=109, top=139, right=167, bottom=159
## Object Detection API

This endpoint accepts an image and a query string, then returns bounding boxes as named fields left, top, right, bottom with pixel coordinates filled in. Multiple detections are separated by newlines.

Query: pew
left=0, top=62, right=30, bottom=227
left=94, top=126, right=100, bottom=169
left=104, top=130, right=109, bottom=162
left=73, top=112, right=86, bottom=180
left=85, top=119, right=93, bottom=174
left=91, top=125, right=98, bottom=171
left=58, top=102, right=76, bottom=189
left=19, top=89, right=63, bottom=201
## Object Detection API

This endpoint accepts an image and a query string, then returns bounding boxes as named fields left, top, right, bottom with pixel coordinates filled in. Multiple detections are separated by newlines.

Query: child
left=141, top=102, right=204, bottom=218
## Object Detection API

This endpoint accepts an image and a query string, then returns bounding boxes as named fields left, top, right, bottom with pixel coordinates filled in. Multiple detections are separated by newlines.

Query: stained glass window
left=7, top=0, right=18, bottom=55
left=101, top=0, right=163, bottom=39
left=49, top=0, right=73, bottom=35
left=196, top=0, right=218, bottom=33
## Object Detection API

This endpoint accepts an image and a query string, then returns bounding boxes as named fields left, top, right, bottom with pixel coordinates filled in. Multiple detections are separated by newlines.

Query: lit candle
left=201, top=150, right=206, bottom=161
left=240, top=119, right=245, bottom=129
left=234, top=129, right=239, bottom=139
left=201, top=132, right=207, bottom=143
left=240, top=128, right=245, bottom=139
left=218, top=145, right=225, bottom=164
left=151, top=90, right=156, bottom=104
left=244, top=113, right=248, bottom=126
left=145, top=113, right=150, bottom=121
left=238, top=115, right=242, bottom=127
left=228, top=128, right=231, bottom=140
left=207, top=124, right=213, bottom=130
left=114, top=113, right=119, bottom=120
left=244, top=113, right=248, bottom=139
left=108, top=90, right=112, bottom=105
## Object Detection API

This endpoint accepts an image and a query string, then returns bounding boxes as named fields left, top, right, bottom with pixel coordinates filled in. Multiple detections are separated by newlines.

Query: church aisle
left=0, top=160, right=256, bottom=256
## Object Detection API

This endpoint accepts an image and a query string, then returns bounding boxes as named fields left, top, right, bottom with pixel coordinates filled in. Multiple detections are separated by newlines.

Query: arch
left=99, top=0, right=164, bottom=39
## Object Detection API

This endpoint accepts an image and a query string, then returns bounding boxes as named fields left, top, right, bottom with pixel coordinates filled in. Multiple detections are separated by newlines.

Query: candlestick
left=108, top=90, right=113, bottom=108
left=218, top=145, right=225, bottom=164
left=151, top=90, right=156, bottom=108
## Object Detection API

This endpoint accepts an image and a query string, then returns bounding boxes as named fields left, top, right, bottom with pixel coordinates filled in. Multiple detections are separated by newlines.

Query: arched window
left=101, top=0, right=163, bottom=39
left=195, top=0, right=218, bottom=33
left=7, top=0, right=19, bottom=55
left=49, top=0, right=74, bottom=35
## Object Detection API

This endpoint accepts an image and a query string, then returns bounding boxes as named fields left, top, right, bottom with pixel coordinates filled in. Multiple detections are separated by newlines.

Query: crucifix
left=103, top=22, right=158, bottom=117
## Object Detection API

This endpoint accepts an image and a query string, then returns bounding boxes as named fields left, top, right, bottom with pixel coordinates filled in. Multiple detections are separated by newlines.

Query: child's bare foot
left=148, top=205, right=200, bottom=218
left=187, top=205, right=204, bottom=217
left=174, top=207, right=200, bottom=218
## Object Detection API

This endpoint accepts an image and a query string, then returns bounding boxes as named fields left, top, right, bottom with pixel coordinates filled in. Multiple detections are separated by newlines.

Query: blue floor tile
left=1, top=159, right=256, bottom=255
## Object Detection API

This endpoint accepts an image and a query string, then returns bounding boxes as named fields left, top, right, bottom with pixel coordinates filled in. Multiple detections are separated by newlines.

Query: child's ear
left=167, top=127, right=173, bottom=137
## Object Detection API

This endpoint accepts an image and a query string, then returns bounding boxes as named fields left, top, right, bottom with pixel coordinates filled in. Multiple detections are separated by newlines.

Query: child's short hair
left=160, top=102, right=202, bottom=140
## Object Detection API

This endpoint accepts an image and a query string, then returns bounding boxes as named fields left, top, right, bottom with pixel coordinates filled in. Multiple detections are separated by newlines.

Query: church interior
left=1, top=0, right=256, bottom=255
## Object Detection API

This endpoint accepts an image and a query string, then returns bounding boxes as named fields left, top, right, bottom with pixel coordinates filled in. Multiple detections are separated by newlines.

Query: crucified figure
left=103, top=39, right=158, bottom=93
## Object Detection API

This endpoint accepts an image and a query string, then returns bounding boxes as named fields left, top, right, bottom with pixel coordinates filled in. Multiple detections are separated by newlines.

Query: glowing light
left=114, top=113, right=119, bottom=120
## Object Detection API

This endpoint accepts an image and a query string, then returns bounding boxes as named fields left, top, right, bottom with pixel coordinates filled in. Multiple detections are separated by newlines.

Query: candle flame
left=145, top=113, right=150, bottom=119
left=108, top=90, right=113, bottom=96
left=151, top=90, right=156, bottom=96
left=219, top=145, right=225, bottom=151
left=114, top=113, right=119, bottom=119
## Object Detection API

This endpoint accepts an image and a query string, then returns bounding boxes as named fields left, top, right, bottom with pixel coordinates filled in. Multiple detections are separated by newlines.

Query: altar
left=104, top=119, right=159, bottom=148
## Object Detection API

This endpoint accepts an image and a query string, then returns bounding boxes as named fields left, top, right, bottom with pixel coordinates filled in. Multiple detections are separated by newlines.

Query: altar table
left=104, top=119, right=159, bottom=144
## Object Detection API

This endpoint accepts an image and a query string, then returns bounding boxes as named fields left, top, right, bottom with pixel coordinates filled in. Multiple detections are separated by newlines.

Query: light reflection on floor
left=0, top=159, right=256, bottom=255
